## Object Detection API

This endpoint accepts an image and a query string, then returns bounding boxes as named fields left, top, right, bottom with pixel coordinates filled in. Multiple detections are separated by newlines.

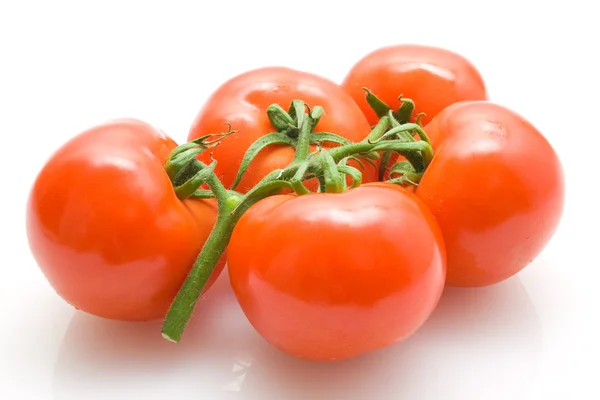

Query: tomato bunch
left=26, top=44, right=564, bottom=362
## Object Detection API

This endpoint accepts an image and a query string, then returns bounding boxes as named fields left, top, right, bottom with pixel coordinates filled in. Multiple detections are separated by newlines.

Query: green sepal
left=174, top=160, right=217, bottom=199
left=230, top=132, right=297, bottom=190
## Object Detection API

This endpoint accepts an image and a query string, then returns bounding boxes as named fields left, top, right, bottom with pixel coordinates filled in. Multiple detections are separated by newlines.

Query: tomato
left=227, top=183, right=446, bottom=361
left=341, top=44, right=488, bottom=126
left=415, top=101, right=565, bottom=287
left=188, top=67, right=377, bottom=193
left=26, top=119, right=225, bottom=321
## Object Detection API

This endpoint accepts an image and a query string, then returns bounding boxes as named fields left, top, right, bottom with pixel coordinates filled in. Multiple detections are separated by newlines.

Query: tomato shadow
left=51, top=268, right=249, bottom=399
left=226, top=276, right=543, bottom=400
left=52, top=270, right=543, bottom=400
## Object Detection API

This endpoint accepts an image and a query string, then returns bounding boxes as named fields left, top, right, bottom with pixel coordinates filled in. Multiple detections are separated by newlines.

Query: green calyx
left=319, top=149, right=345, bottom=193
left=363, top=88, right=417, bottom=125
left=160, top=96, right=436, bottom=343
left=362, top=89, right=432, bottom=181
left=388, top=160, right=423, bottom=186
left=230, top=100, right=351, bottom=191
left=173, top=160, right=217, bottom=199
left=164, top=127, right=237, bottom=200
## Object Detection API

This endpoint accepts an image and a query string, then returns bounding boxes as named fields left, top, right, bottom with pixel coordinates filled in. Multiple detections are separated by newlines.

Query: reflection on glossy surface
left=53, top=270, right=541, bottom=400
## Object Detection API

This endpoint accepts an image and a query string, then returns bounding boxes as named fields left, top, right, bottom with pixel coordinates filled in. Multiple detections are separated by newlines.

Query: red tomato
left=26, top=119, right=225, bottom=321
left=415, top=101, right=565, bottom=287
left=188, top=67, right=377, bottom=193
left=227, top=183, right=446, bottom=361
left=341, top=45, right=488, bottom=126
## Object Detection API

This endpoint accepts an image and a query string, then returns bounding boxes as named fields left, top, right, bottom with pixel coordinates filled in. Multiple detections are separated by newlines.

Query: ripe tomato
left=26, top=119, right=225, bottom=321
left=188, top=67, right=377, bottom=193
left=227, top=183, right=446, bottom=361
left=415, top=101, right=565, bottom=287
left=341, top=45, right=488, bottom=126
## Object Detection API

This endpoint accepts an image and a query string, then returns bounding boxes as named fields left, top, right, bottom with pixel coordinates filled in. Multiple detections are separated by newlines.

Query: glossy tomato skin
left=341, top=45, right=488, bottom=126
left=415, top=101, right=565, bottom=287
left=188, top=67, right=377, bottom=193
left=227, top=183, right=446, bottom=361
left=26, top=119, right=225, bottom=321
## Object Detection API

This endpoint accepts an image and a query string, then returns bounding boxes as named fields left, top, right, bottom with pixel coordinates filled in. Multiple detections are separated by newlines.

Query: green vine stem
left=389, top=160, right=423, bottom=185
left=378, top=151, right=394, bottom=181
left=337, top=157, right=363, bottom=190
left=290, top=101, right=314, bottom=164
left=362, top=91, right=419, bottom=180
left=362, top=115, right=391, bottom=143
left=161, top=206, right=237, bottom=343
left=319, top=149, right=345, bottom=193
left=290, top=158, right=313, bottom=195
left=160, top=99, right=435, bottom=343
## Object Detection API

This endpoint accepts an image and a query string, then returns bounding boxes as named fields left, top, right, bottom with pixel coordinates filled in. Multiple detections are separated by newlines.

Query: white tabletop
left=1, top=1, right=597, bottom=399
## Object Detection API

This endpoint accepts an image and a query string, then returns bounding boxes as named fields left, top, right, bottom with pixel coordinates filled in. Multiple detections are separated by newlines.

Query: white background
left=1, top=0, right=598, bottom=398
